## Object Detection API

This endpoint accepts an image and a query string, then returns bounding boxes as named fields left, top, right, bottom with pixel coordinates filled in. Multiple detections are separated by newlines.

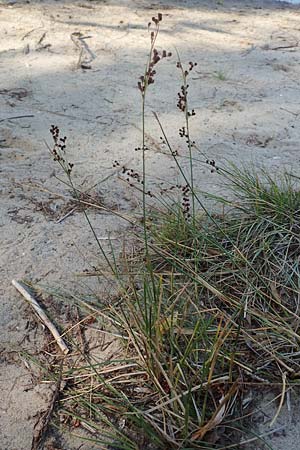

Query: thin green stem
left=67, top=174, right=115, bottom=274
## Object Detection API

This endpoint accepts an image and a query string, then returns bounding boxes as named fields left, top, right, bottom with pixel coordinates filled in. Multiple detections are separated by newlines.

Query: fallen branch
left=12, top=279, right=69, bottom=355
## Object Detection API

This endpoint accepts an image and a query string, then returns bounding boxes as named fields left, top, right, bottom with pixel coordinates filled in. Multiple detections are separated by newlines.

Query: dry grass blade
left=192, top=382, right=238, bottom=441
left=144, top=376, right=230, bottom=415
left=269, top=371, right=287, bottom=427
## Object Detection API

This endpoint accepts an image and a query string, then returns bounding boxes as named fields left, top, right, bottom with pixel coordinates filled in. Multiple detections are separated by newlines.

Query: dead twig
left=31, top=360, right=64, bottom=450
left=12, top=280, right=69, bottom=355
left=21, top=26, right=44, bottom=40
left=271, top=42, right=299, bottom=50
left=71, top=32, right=95, bottom=69
left=0, top=88, right=29, bottom=100
left=280, top=107, right=300, bottom=117
left=55, top=206, right=77, bottom=223
left=0, top=114, right=34, bottom=123
left=75, top=305, right=88, bottom=355
left=262, top=41, right=299, bottom=51
left=33, top=106, right=111, bottom=125
left=37, top=32, right=46, bottom=45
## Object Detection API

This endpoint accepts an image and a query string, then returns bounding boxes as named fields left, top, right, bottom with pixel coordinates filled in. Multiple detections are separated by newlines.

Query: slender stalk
left=67, top=174, right=115, bottom=274
left=140, top=19, right=161, bottom=259
left=141, top=94, right=148, bottom=255
left=176, top=51, right=196, bottom=223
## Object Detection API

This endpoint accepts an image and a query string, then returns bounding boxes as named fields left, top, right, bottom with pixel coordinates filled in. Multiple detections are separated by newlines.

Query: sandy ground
left=1, top=0, right=300, bottom=448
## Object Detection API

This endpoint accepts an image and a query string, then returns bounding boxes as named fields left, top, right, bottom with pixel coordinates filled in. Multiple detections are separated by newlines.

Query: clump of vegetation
left=36, top=13, right=300, bottom=450
left=214, top=70, right=227, bottom=81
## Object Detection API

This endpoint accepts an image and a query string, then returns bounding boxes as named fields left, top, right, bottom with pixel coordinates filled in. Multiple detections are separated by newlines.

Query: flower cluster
left=176, top=61, right=197, bottom=76
left=134, top=144, right=149, bottom=152
left=138, top=14, right=172, bottom=93
left=177, top=84, right=188, bottom=112
left=159, top=183, right=191, bottom=219
left=178, top=126, right=196, bottom=152
left=50, top=125, right=74, bottom=175
left=206, top=159, right=219, bottom=173
left=181, top=184, right=191, bottom=218
left=148, top=12, right=162, bottom=27
left=176, top=61, right=197, bottom=116
left=113, top=161, right=154, bottom=197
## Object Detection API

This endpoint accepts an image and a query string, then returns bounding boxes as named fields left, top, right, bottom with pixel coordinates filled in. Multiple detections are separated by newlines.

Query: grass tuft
left=37, top=167, right=300, bottom=450
left=33, top=13, right=300, bottom=450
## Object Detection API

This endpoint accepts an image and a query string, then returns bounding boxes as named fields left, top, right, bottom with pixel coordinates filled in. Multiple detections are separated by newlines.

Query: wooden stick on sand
left=12, top=279, right=69, bottom=355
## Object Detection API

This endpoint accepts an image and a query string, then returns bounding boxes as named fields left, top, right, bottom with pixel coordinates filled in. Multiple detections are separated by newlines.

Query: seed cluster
left=50, top=125, right=74, bottom=175
left=124, top=167, right=142, bottom=184
left=178, top=128, right=196, bottom=157
left=159, top=183, right=191, bottom=219
left=113, top=160, right=154, bottom=197
left=134, top=145, right=149, bottom=152
left=114, top=155, right=192, bottom=216
left=177, top=61, right=197, bottom=76
left=178, top=126, right=186, bottom=138
left=177, top=84, right=196, bottom=117
left=206, top=159, right=219, bottom=173
left=177, top=84, right=187, bottom=112
left=176, top=61, right=197, bottom=116
left=138, top=14, right=172, bottom=94
left=181, top=184, right=191, bottom=218
left=178, top=127, right=195, bottom=145
left=149, top=12, right=162, bottom=26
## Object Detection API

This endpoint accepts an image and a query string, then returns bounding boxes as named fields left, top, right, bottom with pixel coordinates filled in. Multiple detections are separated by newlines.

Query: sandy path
left=1, top=0, right=300, bottom=448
